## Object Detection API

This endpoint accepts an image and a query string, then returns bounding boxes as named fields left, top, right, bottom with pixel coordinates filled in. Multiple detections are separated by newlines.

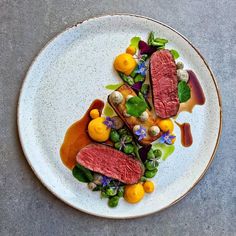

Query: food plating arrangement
left=60, top=32, right=205, bottom=208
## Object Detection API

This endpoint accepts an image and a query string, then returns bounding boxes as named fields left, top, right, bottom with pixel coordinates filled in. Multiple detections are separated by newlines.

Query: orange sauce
left=175, top=122, right=193, bottom=147
left=178, top=70, right=206, bottom=114
left=60, top=99, right=104, bottom=169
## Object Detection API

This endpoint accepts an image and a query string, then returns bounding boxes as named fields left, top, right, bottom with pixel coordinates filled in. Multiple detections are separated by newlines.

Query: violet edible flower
left=135, top=62, right=147, bottom=77
left=101, top=176, right=112, bottom=187
left=138, top=40, right=156, bottom=56
left=159, top=131, right=176, bottom=145
left=135, top=126, right=147, bottom=141
left=103, top=116, right=114, bottom=129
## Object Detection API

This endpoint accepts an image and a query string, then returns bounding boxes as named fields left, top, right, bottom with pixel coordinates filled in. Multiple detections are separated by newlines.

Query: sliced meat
left=76, top=144, right=143, bottom=184
left=150, top=49, right=179, bottom=118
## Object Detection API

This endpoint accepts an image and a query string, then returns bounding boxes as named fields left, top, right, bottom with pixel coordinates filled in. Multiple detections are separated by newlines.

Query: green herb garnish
left=125, top=96, right=147, bottom=117
left=148, top=32, right=155, bottom=45
left=140, top=84, right=150, bottom=96
left=118, top=72, right=134, bottom=86
left=148, top=32, right=168, bottom=47
left=134, top=74, right=145, bottom=83
left=130, top=36, right=141, bottom=49
left=105, top=83, right=123, bottom=90
left=138, top=92, right=151, bottom=111
left=72, top=164, right=93, bottom=183
left=178, top=81, right=191, bottom=103
left=170, top=49, right=180, bottom=59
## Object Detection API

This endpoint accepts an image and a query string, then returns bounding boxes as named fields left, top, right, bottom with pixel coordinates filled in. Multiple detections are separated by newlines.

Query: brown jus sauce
left=178, top=70, right=206, bottom=114
left=60, top=99, right=104, bottom=169
left=175, top=122, right=193, bottom=147
left=176, top=70, right=205, bottom=147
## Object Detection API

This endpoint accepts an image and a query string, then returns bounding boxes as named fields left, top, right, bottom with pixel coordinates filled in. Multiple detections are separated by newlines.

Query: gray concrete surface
left=0, top=0, right=235, bottom=235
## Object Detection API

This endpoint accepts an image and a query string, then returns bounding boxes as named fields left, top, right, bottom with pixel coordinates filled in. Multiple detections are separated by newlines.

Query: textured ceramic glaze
left=17, top=15, right=222, bottom=218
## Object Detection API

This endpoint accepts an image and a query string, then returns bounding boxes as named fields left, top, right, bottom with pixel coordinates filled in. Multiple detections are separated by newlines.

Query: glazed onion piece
left=177, top=69, right=189, bottom=82
left=149, top=126, right=160, bottom=136
left=176, top=61, right=184, bottom=70
left=111, top=91, right=123, bottom=104
left=139, top=111, right=149, bottom=122
left=111, top=116, right=124, bottom=130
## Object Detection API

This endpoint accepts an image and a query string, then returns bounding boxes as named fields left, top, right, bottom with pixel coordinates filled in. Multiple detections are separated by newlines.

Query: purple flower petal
left=138, top=40, right=156, bottom=55
left=165, top=138, right=172, bottom=145
left=135, top=130, right=141, bottom=136
left=131, top=82, right=143, bottom=93
left=134, top=126, right=147, bottom=141
left=159, top=136, right=165, bottom=144
left=159, top=131, right=175, bottom=145
left=102, top=176, right=112, bottom=187
left=103, top=117, right=114, bottom=128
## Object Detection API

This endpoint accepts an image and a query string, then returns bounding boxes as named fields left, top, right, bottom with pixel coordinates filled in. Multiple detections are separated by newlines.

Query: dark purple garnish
left=131, top=82, right=143, bottom=93
left=138, top=40, right=156, bottom=56
left=138, top=144, right=152, bottom=163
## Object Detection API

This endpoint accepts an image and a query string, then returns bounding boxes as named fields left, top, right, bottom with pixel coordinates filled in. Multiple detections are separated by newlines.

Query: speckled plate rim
left=17, top=14, right=222, bottom=219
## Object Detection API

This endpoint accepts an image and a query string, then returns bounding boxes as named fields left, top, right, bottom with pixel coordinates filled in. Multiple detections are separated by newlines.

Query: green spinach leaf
left=138, top=92, right=151, bottom=111
left=72, top=164, right=93, bottom=183
left=178, top=81, right=191, bottom=103
left=125, top=96, right=147, bottom=117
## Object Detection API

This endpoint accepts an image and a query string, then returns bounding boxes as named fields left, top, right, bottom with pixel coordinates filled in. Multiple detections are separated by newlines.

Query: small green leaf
left=125, top=96, right=147, bottom=117
left=151, top=38, right=168, bottom=47
left=154, top=38, right=168, bottom=44
left=138, top=92, right=151, bottom=110
left=105, top=83, right=123, bottom=90
left=134, top=74, right=145, bottom=83
left=170, top=49, right=180, bottom=59
left=178, top=81, right=191, bottom=103
left=148, top=32, right=168, bottom=47
left=148, top=32, right=155, bottom=45
left=72, top=164, right=93, bottom=183
left=103, top=103, right=115, bottom=117
left=130, top=36, right=141, bottom=49
left=141, top=84, right=150, bottom=96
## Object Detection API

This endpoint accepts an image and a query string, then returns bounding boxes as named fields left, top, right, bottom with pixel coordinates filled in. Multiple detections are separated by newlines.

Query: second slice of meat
left=150, top=50, right=179, bottom=118
left=76, top=144, right=143, bottom=184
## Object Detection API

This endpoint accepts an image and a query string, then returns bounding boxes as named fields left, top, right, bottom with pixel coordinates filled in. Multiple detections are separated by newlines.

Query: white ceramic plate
left=18, top=15, right=222, bottom=218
